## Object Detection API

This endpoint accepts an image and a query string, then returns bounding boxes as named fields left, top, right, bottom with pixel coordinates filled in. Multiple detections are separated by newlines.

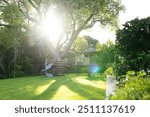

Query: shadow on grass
left=34, top=78, right=68, bottom=100
left=35, top=76, right=105, bottom=100
left=0, top=75, right=106, bottom=100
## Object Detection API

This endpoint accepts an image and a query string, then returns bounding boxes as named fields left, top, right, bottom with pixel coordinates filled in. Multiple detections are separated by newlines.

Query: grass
left=0, top=74, right=106, bottom=100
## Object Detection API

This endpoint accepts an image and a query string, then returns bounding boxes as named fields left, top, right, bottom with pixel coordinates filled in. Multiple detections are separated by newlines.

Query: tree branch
left=28, top=0, right=40, bottom=14
left=0, top=23, right=29, bottom=29
left=28, top=0, right=38, bottom=10
left=61, top=13, right=94, bottom=57
left=57, top=33, right=69, bottom=51
left=0, top=23, right=18, bottom=28
left=17, top=0, right=38, bottom=23
left=2, top=0, right=9, bottom=5
left=77, top=13, right=94, bottom=32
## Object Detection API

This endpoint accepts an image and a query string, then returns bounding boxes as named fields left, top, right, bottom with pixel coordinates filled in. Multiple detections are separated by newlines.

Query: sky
left=82, top=0, right=150, bottom=44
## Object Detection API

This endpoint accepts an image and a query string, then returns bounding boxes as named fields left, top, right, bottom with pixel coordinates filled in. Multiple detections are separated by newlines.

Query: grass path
left=0, top=74, right=106, bottom=100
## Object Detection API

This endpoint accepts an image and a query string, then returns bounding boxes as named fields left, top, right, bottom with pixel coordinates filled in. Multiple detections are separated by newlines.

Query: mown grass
left=0, top=74, right=106, bottom=100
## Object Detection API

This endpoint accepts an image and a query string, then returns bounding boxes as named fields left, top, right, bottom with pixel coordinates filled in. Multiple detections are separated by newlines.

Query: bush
left=115, top=17, right=150, bottom=74
left=110, top=76, right=150, bottom=100
left=104, top=67, right=114, bottom=76
left=80, top=65, right=88, bottom=73
left=10, top=70, right=25, bottom=78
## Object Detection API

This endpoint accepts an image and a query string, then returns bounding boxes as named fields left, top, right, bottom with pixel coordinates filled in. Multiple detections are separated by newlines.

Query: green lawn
left=0, top=74, right=106, bottom=100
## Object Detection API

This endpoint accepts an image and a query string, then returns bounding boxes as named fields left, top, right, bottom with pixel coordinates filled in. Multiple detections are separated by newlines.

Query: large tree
left=115, top=17, right=150, bottom=74
left=0, top=0, right=124, bottom=77
left=0, top=0, right=123, bottom=56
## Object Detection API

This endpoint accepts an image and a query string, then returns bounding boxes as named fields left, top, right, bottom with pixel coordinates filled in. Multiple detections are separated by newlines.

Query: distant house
left=75, top=47, right=97, bottom=65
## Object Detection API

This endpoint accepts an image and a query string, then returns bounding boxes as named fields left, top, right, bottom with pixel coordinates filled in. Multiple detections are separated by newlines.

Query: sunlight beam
left=39, top=6, right=64, bottom=44
left=34, top=80, right=56, bottom=95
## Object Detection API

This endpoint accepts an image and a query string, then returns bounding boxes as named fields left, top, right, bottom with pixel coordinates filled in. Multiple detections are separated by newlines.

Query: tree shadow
left=65, top=77, right=105, bottom=100
left=34, top=76, right=105, bottom=100
left=33, top=78, right=67, bottom=100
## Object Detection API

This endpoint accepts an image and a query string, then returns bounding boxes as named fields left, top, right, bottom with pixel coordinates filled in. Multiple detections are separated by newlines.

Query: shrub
left=10, top=71, right=25, bottom=78
left=110, top=75, right=150, bottom=100
left=80, top=65, right=88, bottom=73
left=104, top=67, right=114, bottom=76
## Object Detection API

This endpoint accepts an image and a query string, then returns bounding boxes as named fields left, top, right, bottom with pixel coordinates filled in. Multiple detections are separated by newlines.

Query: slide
left=41, top=63, right=54, bottom=77
left=41, top=63, right=54, bottom=72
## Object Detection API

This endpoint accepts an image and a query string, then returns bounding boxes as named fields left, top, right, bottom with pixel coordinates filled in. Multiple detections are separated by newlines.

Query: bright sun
left=40, top=8, right=63, bottom=44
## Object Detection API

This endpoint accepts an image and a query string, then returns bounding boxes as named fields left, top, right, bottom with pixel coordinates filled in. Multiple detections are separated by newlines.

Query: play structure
left=41, top=63, right=54, bottom=77
left=53, top=60, right=65, bottom=76
left=42, top=59, right=65, bottom=77
left=41, top=44, right=98, bottom=77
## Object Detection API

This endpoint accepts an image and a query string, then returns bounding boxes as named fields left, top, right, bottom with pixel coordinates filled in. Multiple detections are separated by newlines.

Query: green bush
left=104, top=67, right=114, bottom=76
left=10, top=70, right=25, bottom=78
left=110, top=76, right=150, bottom=100
left=115, top=17, right=150, bottom=74
left=80, top=65, right=88, bottom=73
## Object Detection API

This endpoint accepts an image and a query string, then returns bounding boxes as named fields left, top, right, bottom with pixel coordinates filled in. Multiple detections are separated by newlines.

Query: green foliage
left=80, top=65, right=88, bottom=73
left=1, top=2, right=25, bottom=25
left=137, top=70, right=146, bottom=78
left=0, top=27, right=25, bottom=78
left=104, top=67, right=114, bottom=76
left=110, top=70, right=150, bottom=99
left=19, top=56, right=33, bottom=75
left=72, top=37, right=89, bottom=54
left=49, top=0, right=124, bottom=47
left=0, top=0, right=124, bottom=78
left=0, top=28, right=43, bottom=78
left=110, top=76, right=150, bottom=100
left=126, top=71, right=135, bottom=79
left=0, top=28, right=21, bottom=48
left=84, top=36, right=98, bottom=48
left=72, top=36, right=99, bottom=54
left=96, top=40, right=115, bottom=72
left=115, top=17, right=150, bottom=74
left=10, top=70, right=25, bottom=78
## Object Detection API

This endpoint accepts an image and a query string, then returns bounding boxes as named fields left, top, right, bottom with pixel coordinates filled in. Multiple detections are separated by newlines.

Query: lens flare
left=89, top=64, right=101, bottom=74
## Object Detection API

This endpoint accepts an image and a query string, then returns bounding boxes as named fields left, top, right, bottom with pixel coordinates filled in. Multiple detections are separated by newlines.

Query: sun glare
left=40, top=8, right=63, bottom=44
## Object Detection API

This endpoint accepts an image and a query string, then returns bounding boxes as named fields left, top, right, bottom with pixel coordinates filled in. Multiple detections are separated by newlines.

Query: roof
left=84, top=47, right=96, bottom=53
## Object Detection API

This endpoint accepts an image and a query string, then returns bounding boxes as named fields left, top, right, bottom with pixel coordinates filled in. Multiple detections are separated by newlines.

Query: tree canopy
left=0, top=0, right=124, bottom=78
left=115, top=17, right=150, bottom=73
left=0, top=0, right=124, bottom=57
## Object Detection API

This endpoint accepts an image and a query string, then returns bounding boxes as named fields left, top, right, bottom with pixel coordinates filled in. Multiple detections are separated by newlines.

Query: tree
left=84, top=36, right=99, bottom=48
left=71, top=36, right=89, bottom=54
left=0, top=0, right=26, bottom=77
left=0, top=0, right=124, bottom=59
left=115, top=17, right=150, bottom=74
left=96, top=40, right=115, bottom=72
left=71, top=36, right=99, bottom=54
left=0, top=27, right=24, bottom=78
